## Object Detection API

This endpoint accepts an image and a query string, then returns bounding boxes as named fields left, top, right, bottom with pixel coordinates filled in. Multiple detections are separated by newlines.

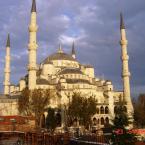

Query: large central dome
left=43, top=52, right=76, bottom=64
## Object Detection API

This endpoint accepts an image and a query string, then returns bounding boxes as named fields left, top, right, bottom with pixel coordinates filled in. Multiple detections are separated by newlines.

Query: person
left=108, top=139, right=113, bottom=145
left=16, top=138, right=22, bottom=145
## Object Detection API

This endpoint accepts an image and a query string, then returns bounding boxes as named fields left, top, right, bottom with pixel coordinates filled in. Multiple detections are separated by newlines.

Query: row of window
left=54, top=61, right=79, bottom=67
left=96, top=106, right=109, bottom=114
left=96, top=106, right=127, bottom=115
left=61, top=84, right=94, bottom=90
left=93, top=117, right=109, bottom=125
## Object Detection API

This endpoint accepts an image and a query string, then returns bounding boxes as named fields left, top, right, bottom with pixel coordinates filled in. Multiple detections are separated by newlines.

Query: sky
left=0, top=0, right=145, bottom=98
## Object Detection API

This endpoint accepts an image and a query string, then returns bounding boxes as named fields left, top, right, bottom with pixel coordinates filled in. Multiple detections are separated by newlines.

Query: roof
left=58, top=68, right=83, bottom=75
left=84, top=64, right=93, bottom=68
left=43, top=52, right=76, bottom=64
left=0, top=94, right=19, bottom=100
left=46, top=61, right=53, bottom=65
left=36, top=78, right=50, bottom=85
left=0, top=94, right=9, bottom=99
left=20, top=77, right=25, bottom=81
left=66, top=79, right=90, bottom=84
left=36, top=69, right=41, bottom=76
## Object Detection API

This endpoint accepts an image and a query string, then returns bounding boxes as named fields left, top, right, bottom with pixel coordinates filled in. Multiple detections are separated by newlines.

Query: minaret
left=71, top=41, right=76, bottom=59
left=120, top=13, right=133, bottom=115
left=3, top=34, right=11, bottom=95
left=28, top=0, right=38, bottom=90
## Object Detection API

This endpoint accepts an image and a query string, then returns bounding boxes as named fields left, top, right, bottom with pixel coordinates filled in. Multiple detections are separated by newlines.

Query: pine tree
left=111, top=103, right=137, bottom=145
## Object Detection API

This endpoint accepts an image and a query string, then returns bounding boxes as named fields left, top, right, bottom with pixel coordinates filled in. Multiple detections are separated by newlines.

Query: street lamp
left=10, top=118, right=17, bottom=131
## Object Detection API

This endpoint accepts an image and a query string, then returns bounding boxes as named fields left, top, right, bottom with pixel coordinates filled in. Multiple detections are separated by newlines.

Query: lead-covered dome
left=43, top=52, right=76, bottom=64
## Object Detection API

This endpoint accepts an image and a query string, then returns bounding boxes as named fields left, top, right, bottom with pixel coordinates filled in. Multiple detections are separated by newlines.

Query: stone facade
left=0, top=0, right=134, bottom=128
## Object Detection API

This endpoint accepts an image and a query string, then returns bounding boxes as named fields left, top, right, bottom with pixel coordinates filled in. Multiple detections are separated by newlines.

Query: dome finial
left=72, top=41, right=75, bottom=55
left=58, top=43, right=63, bottom=53
left=71, top=40, right=76, bottom=59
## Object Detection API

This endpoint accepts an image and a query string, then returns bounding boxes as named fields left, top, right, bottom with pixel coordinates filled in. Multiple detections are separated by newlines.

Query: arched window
left=41, top=114, right=45, bottom=128
left=101, top=118, right=104, bottom=125
left=105, top=117, right=109, bottom=125
left=123, top=106, right=127, bottom=112
left=114, top=106, right=118, bottom=114
left=56, top=113, right=61, bottom=127
left=93, top=117, right=97, bottom=125
left=105, top=107, right=109, bottom=114
left=100, top=106, right=104, bottom=114
left=96, top=108, right=99, bottom=114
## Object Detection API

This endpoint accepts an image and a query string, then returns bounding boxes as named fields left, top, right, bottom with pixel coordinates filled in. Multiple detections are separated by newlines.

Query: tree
left=67, top=92, right=97, bottom=128
left=111, top=102, right=136, bottom=145
left=18, top=87, right=31, bottom=115
left=46, top=108, right=57, bottom=132
left=18, top=88, right=51, bottom=129
left=134, top=94, right=145, bottom=128
left=31, top=89, right=50, bottom=129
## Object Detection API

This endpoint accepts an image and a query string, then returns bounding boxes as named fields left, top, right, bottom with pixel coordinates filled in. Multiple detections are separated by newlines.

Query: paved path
left=0, top=138, right=16, bottom=145
left=0, top=138, right=28, bottom=145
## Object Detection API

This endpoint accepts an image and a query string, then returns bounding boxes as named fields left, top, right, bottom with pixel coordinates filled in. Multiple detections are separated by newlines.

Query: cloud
left=0, top=0, right=145, bottom=98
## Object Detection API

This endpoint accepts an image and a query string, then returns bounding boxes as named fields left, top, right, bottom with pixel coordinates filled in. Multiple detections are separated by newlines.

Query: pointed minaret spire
left=120, top=13, right=125, bottom=30
left=71, top=41, right=76, bottom=59
left=58, top=43, right=63, bottom=53
left=31, top=0, right=36, bottom=13
left=6, top=34, right=10, bottom=47
left=120, top=14, right=133, bottom=123
left=4, top=34, right=11, bottom=95
left=28, top=0, right=38, bottom=90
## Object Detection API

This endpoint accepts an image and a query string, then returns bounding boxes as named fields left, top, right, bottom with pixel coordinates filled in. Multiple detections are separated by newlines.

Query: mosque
left=0, top=0, right=133, bottom=128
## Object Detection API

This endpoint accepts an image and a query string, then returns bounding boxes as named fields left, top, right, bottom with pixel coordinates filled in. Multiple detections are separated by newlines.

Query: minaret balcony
left=120, top=40, right=128, bottom=45
left=27, top=65, right=37, bottom=71
left=5, top=57, right=10, bottom=60
left=4, top=69, right=10, bottom=73
left=29, top=25, right=38, bottom=32
left=121, top=55, right=129, bottom=60
left=122, top=72, right=131, bottom=77
left=28, top=43, right=38, bottom=50
left=3, top=82, right=10, bottom=85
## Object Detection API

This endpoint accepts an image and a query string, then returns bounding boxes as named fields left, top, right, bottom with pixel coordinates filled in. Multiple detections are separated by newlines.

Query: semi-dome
left=43, top=52, right=76, bottom=64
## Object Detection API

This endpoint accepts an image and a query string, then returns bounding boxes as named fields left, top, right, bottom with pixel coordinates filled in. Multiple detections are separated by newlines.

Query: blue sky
left=0, top=0, right=145, bottom=97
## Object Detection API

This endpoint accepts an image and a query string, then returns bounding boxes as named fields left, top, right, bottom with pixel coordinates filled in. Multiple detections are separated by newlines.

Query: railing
left=0, top=131, right=110, bottom=145
left=0, top=131, right=70, bottom=145
left=70, top=138, right=110, bottom=145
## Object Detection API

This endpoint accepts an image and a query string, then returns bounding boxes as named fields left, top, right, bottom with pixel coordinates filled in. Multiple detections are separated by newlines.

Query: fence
left=0, top=131, right=70, bottom=145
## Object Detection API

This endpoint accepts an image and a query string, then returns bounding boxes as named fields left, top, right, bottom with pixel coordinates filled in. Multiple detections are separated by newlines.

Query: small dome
left=105, top=80, right=112, bottom=85
left=20, top=77, right=25, bottom=81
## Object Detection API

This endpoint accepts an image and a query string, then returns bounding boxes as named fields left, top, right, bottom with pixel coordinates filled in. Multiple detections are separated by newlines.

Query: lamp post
left=10, top=118, right=17, bottom=131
